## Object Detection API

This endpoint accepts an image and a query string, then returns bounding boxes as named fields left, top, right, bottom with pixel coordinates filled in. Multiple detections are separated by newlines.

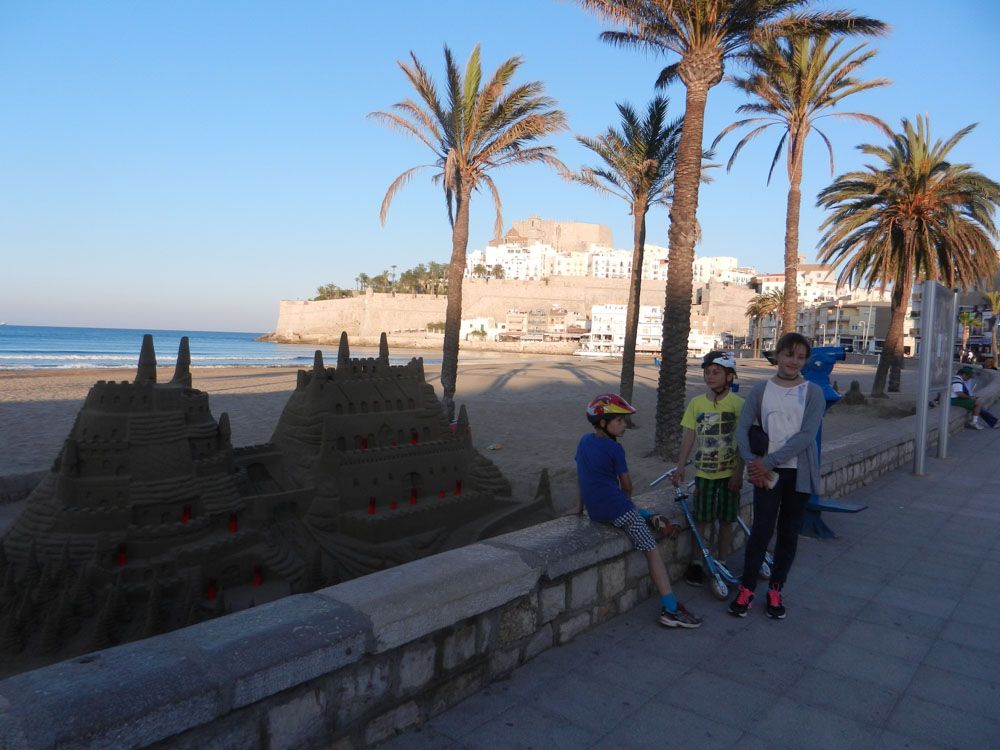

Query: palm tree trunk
left=619, top=200, right=647, bottom=404
left=872, top=271, right=912, bottom=396
left=782, top=144, right=804, bottom=336
left=441, top=186, right=473, bottom=420
left=654, top=84, right=710, bottom=459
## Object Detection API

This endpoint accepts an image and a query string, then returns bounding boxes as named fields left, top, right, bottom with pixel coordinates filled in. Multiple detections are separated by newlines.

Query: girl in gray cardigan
left=731, top=333, right=825, bottom=619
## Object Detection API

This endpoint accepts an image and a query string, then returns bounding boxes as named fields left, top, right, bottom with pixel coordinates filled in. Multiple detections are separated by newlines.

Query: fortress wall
left=271, top=277, right=669, bottom=342
left=0, top=385, right=995, bottom=748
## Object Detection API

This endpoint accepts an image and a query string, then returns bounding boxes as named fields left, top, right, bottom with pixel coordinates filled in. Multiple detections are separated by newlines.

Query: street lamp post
left=820, top=323, right=826, bottom=345
left=833, top=301, right=843, bottom=348
left=859, top=320, right=869, bottom=352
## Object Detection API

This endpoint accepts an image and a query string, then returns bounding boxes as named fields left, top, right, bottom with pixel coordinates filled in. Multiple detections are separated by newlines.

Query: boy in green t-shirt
left=672, top=351, right=744, bottom=587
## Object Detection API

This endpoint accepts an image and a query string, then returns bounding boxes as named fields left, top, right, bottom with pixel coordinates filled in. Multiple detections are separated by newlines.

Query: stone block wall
left=0, top=491, right=738, bottom=750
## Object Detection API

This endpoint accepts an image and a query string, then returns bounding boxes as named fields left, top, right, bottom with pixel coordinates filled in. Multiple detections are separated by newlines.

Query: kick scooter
left=650, top=468, right=771, bottom=600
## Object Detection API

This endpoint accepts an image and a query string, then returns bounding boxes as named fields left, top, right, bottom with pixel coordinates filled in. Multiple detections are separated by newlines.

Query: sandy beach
left=0, top=352, right=919, bottom=513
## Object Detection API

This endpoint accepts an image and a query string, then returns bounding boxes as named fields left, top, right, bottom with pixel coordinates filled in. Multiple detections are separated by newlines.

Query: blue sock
left=660, top=593, right=678, bottom=613
left=637, top=508, right=653, bottom=520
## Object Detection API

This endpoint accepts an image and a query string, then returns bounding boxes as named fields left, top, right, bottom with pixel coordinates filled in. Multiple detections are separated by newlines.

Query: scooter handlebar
left=649, top=461, right=693, bottom=488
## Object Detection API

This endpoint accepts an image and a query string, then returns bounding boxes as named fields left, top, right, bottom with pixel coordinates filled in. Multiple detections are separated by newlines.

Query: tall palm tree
left=574, top=96, right=682, bottom=404
left=818, top=116, right=1000, bottom=396
left=574, top=0, right=886, bottom=458
left=714, top=34, right=890, bottom=335
left=371, top=45, right=567, bottom=418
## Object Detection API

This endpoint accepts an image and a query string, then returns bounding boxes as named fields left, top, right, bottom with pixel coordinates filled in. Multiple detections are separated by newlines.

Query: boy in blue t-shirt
left=576, top=393, right=702, bottom=629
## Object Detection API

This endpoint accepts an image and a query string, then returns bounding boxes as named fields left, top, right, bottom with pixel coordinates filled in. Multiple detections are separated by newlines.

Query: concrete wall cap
left=318, top=544, right=538, bottom=652
left=0, top=594, right=369, bottom=749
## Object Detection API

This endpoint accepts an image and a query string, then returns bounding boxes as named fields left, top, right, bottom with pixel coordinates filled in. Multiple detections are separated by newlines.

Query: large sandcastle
left=0, top=333, right=555, bottom=675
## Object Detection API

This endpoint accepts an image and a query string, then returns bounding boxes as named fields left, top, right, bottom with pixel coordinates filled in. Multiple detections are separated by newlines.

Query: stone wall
left=270, top=277, right=670, bottom=342
left=2, top=377, right=995, bottom=749
left=0, top=490, right=724, bottom=750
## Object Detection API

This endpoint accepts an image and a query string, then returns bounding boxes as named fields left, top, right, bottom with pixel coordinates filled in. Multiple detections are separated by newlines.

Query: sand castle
left=0, top=333, right=555, bottom=673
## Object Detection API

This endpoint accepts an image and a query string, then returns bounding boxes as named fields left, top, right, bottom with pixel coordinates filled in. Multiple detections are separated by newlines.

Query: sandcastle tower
left=269, top=332, right=546, bottom=578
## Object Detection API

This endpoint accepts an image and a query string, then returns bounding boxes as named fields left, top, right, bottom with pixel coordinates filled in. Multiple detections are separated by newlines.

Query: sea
left=0, top=324, right=431, bottom=370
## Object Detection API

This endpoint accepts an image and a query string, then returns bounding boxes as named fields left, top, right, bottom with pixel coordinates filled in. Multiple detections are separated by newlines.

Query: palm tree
left=983, top=291, right=1000, bottom=368
left=958, top=310, right=977, bottom=354
left=371, top=45, right=567, bottom=418
left=745, top=294, right=767, bottom=357
left=714, top=34, right=890, bottom=335
left=818, top=116, right=1000, bottom=396
left=574, top=0, right=886, bottom=458
left=746, top=288, right=783, bottom=355
left=574, top=96, right=682, bottom=404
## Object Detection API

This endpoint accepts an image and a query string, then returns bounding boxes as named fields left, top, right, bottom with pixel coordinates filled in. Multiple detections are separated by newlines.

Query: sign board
left=914, top=281, right=958, bottom=474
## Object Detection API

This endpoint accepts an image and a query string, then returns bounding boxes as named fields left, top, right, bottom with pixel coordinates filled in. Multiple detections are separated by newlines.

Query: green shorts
left=951, top=396, right=976, bottom=410
left=693, top=476, right=740, bottom=523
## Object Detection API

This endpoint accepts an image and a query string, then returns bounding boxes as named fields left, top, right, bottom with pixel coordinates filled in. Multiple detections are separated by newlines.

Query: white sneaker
left=971, top=419, right=985, bottom=430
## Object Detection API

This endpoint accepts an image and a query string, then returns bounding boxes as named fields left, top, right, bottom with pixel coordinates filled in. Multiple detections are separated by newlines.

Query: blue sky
left=1, top=1, right=998, bottom=332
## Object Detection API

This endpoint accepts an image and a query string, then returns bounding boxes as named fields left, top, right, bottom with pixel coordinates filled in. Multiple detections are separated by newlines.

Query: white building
left=589, top=247, right=633, bottom=279
left=581, top=304, right=664, bottom=354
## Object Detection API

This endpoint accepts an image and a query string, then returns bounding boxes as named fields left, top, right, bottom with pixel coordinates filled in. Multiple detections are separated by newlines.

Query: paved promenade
left=385, top=426, right=1000, bottom=749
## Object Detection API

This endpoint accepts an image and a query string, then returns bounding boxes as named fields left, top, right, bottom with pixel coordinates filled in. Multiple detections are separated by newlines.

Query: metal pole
left=938, top=290, right=959, bottom=459
left=914, top=281, right=936, bottom=475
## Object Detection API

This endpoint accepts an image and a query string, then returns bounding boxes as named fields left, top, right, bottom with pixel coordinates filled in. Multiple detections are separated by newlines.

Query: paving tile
left=571, top=642, right=689, bottom=694
left=809, top=571, right=885, bottom=600
left=922, top=636, right=1000, bottom=687
left=380, top=726, right=469, bottom=749
left=796, top=586, right=869, bottom=618
left=813, top=641, right=920, bottom=691
left=948, top=598, right=1000, bottom=628
left=905, top=664, right=999, bottom=721
left=790, top=667, right=901, bottom=725
left=875, top=584, right=959, bottom=619
left=653, top=668, right=781, bottom=730
left=885, top=694, right=1000, bottom=749
left=594, top=701, right=742, bottom=749
left=834, top=619, right=934, bottom=662
left=700, top=644, right=809, bottom=690
left=853, top=600, right=947, bottom=639
left=939, top=619, right=1000, bottom=656
left=461, top=703, right=596, bottom=749
left=901, top=556, right=981, bottom=584
left=423, top=682, right=526, bottom=740
left=512, top=670, right=649, bottom=735
left=753, top=696, right=880, bottom=750
left=874, top=729, right=949, bottom=750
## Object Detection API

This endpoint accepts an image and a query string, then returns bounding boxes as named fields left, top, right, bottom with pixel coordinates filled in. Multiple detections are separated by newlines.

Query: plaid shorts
left=610, top=509, right=658, bottom=552
left=693, top=476, right=740, bottom=523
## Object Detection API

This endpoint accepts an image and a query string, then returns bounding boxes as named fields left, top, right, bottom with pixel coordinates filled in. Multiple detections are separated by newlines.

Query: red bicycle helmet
left=586, top=393, right=637, bottom=425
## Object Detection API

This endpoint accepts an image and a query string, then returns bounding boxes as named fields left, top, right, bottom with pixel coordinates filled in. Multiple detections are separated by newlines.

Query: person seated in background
left=952, top=366, right=998, bottom=429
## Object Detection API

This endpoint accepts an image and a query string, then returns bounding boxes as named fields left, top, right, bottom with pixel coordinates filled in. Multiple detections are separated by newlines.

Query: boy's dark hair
left=775, top=332, right=811, bottom=357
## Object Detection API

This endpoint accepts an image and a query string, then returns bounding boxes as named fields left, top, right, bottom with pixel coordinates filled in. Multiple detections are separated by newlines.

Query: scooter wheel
left=710, top=574, right=729, bottom=600
left=758, top=560, right=772, bottom=580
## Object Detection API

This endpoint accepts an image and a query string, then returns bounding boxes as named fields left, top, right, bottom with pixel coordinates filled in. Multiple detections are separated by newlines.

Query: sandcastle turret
left=337, top=331, right=350, bottom=370
left=313, top=350, right=325, bottom=375
left=455, top=404, right=472, bottom=443
left=135, top=334, right=157, bottom=384
left=170, top=337, right=192, bottom=387
left=378, top=332, right=389, bottom=361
